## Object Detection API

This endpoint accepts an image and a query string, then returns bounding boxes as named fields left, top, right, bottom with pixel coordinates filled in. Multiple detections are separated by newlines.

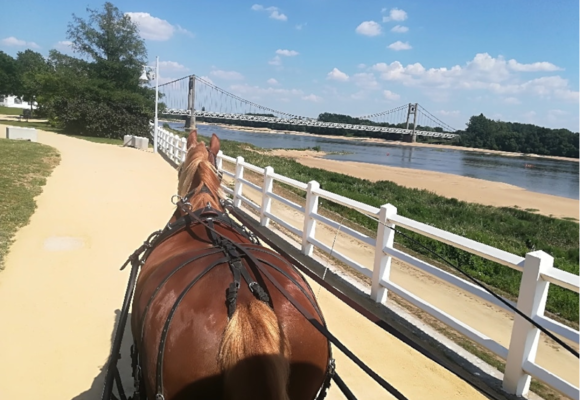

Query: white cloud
left=267, top=78, right=278, bottom=85
left=383, top=90, right=400, bottom=100
left=507, top=59, right=562, bottom=72
left=176, top=25, right=195, bottom=38
left=436, top=110, right=460, bottom=116
left=270, top=11, right=287, bottom=21
left=268, top=55, right=282, bottom=66
left=276, top=49, right=299, bottom=56
left=548, top=109, right=566, bottom=116
left=383, top=8, right=408, bottom=22
left=1, top=36, right=39, bottom=48
left=388, top=41, right=412, bottom=51
left=159, top=61, right=188, bottom=72
left=368, top=53, right=579, bottom=102
left=355, top=21, right=382, bottom=37
left=126, top=13, right=192, bottom=41
left=352, top=73, right=380, bottom=90
left=230, top=83, right=303, bottom=99
left=125, top=13, right=175, bottom=41
left=251, top=4, right=287, bottom=21
left=295, top=23, right=306, bottom=30
left=503, top=97, right=521, bottom=105
left=302, top=94, right=323, bottom=102
left=210, top=69, right=244, bottom=80
left=327, top=68, right=349, bottom=82
left=54, top=40, right=72, bottom=51
left=391, top=25, right=409, bottom=33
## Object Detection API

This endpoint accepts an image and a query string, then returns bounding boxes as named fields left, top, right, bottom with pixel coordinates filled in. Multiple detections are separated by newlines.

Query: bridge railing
left=150, top=123, right=579, bottom=400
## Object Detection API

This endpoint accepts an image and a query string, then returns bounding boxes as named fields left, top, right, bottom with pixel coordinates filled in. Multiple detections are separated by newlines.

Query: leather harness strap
left=176, top=199, right=409, bottom=400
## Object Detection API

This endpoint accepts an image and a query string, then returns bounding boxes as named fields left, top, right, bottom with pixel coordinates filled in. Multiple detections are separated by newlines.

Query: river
left=164, top=122, right=579, bottom=200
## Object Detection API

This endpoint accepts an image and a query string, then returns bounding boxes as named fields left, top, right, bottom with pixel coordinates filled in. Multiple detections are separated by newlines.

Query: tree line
left=454, top=114, right=578, bottom=158
left=0, top=2, right=156, bottom=139
left=192, top=111, right=579, bottom=158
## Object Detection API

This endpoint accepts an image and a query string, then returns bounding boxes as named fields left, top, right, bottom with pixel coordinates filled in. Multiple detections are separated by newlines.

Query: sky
left=1, top=0, right=579, bottom=131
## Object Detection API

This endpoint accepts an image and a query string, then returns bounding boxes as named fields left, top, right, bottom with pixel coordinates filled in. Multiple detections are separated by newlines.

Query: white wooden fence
left=151, top=124, right=580, bottom=400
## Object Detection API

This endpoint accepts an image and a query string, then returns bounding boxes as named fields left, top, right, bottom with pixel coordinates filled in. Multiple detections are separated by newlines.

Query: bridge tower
left=185, top=75, right=196, bottom=130
left=405, top=103, right=418, bottom=143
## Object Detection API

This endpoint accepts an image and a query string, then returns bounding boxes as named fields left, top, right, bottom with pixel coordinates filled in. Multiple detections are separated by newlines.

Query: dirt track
left=0, top=127, right=575, bottom=399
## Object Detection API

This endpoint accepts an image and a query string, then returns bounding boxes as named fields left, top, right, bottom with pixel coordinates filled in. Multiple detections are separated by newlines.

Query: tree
left=67, top=2, right=147, bottom=88
left=0, top=51, right=18, bottom=96
left=15, top=50, right=50, bottom=111
left=39, top=2, right=156, bottom=138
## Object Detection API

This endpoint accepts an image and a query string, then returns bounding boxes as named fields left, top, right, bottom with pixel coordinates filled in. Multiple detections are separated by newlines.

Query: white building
left=0, top=95, right=37, bottom=109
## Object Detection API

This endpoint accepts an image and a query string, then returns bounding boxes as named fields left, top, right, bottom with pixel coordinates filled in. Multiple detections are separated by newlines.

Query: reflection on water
left=166, top=122, right=579, bottom=200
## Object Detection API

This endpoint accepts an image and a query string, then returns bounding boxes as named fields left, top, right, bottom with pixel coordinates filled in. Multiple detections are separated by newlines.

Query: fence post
left=502, top=250, right=553, bottom=396
left=233, top=156, right=244, bottom=208
left=260, top=166, right=274, bottom=227
left=216, top=150, right=223, bottom=172
left=172, top=134, right=178, bottom=162
left=371, top=204, right=397, bottom=303
left=302, top=181, right=320, bottom=256
left=181, top=138, right=187, bottom=162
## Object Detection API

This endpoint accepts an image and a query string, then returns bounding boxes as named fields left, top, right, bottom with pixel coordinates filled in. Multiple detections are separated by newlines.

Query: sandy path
left=0, top=127, right=489, bottom=400
left=267, top=150, right=579, bottom=220
left=231, top=180, right=579, bottom=391
left=0, top=128, right=178, bottom=399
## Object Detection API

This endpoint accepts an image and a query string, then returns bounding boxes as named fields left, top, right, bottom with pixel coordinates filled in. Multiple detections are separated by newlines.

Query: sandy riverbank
left=264, top=148, right=579, bottom=220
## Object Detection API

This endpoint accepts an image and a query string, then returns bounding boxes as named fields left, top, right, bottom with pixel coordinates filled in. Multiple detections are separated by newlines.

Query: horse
left=129, top=129, right=332, bottom=400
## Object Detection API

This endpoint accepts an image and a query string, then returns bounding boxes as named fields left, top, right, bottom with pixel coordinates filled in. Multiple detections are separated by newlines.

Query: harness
left=102, top=144, right=407, bottom=400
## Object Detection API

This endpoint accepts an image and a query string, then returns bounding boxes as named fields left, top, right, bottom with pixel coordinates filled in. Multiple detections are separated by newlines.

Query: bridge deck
left=0, top=127, right=485, bottom=399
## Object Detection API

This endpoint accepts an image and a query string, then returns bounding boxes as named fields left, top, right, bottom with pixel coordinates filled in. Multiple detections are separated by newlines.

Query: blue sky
left=1, top=0, right=578, bottom=131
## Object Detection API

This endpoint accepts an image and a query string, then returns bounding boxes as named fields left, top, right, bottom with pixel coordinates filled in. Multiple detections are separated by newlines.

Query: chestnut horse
left=130, top=130, right=332, bottom=400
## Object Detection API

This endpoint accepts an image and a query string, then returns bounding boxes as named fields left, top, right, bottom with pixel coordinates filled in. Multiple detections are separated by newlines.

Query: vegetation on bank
left=0, top=140, right=60, bottom=270
left=193, top=131, right=578, bottom=323
left=455, top=114, right=579, bottom=158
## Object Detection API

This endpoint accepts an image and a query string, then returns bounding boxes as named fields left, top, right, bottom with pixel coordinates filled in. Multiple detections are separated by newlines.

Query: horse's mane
left=177, top=143, right=224, bottom=209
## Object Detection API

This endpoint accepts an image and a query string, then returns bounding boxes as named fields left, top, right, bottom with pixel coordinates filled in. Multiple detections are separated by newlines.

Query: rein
left=174, top=198, right=409, bottom=400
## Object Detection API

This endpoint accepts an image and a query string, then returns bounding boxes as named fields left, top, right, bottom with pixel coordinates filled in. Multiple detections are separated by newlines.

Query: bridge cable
left=356, top=211, right=580, bottom=359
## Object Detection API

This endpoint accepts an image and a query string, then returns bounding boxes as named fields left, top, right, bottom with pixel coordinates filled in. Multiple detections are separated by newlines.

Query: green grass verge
left=210, top=136, right=579, bottom=323
left=0, top=120, right=154, bottom=147
left=0, top=106, right=27, bottom=116
left=0, top=139, right=60, bottom=270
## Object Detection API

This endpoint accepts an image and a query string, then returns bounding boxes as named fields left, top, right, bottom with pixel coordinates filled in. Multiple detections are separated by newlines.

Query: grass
left=0, top=139, right=60, bottom=270
left=0, top=106, right=27, bottom=116
left=210, top=137, right=580, bottom=323
left=0, top=119, right=154, bottom=147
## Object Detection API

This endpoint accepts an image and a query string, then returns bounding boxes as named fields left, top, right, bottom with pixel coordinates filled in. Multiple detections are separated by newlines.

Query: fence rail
left=150, top=123, right=580, bottom=400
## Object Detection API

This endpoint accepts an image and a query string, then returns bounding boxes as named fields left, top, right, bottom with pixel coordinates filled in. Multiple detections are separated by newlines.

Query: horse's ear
left=186, top=129, right=198, bottom=149
left=209, top=133, right=220, bottom=155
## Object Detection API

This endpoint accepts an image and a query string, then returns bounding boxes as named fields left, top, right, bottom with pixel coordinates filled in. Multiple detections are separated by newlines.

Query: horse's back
left=131, top=226, right=330, bottom=399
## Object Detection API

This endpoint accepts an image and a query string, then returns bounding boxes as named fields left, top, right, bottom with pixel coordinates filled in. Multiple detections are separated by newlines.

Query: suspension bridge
left=155, top=75, right=459, bottom=140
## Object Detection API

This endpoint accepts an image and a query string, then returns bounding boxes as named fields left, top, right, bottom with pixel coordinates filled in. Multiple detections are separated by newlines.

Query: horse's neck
left=189, top=191, right=222, bottom=212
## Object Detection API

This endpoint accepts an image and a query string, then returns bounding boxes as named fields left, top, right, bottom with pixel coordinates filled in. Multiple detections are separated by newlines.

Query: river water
left=165, top=122, right=579, bottom=200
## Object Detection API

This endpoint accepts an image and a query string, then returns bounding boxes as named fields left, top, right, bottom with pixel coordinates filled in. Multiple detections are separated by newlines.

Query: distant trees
left=454, top=114, right=579, bottom=158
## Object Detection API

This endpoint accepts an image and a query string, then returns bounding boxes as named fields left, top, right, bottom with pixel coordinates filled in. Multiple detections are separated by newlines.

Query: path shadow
left=72, top=309, right=135, bottom=400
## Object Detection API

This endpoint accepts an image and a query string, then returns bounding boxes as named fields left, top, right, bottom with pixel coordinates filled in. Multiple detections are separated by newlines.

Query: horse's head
left=177, top=129, right=223, bottom=211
